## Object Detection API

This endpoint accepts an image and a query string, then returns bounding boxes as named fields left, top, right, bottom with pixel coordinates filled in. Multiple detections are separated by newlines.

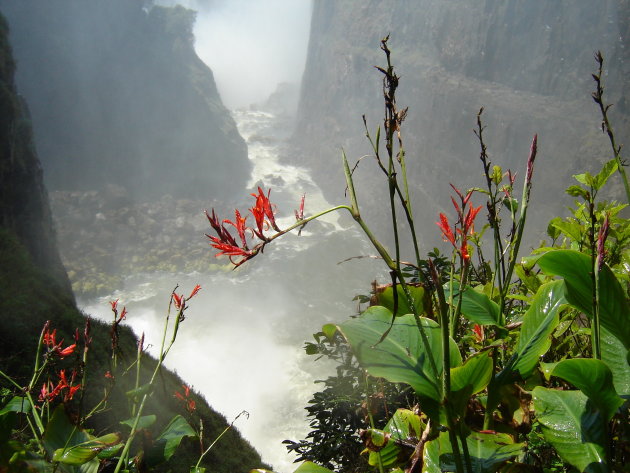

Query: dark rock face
left=0, top=13, right=71, bottom=293
left=292, top=0, right=629, bottom=248
left=0, top=0, right=250, bottom=202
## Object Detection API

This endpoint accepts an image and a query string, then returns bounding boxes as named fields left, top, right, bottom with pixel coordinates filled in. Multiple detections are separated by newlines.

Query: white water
left=79, top=108, right=383, bottom=472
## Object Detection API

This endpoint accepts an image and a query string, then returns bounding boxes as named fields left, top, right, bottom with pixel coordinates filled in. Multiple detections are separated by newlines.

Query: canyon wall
left=292, top=0, right=629, bottom=248
left=0, top=0, right=250, bottom=202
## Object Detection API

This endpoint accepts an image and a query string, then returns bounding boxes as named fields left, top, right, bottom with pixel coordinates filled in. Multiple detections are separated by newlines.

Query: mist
left=157, top=0, right=312, bottom=108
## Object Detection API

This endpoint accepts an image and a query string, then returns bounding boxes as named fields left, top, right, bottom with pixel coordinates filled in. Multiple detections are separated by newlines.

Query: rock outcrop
left=0, top=0, right=250, bottom=202
left=291, top=0, right=629, bottom=248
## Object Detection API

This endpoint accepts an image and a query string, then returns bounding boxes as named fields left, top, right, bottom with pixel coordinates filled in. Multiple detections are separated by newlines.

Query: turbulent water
left=79, top=107, right=384, bottom=472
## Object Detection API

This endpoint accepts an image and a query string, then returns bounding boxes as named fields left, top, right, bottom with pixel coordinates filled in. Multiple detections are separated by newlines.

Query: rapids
left=79, top=107, right=385, bottom=472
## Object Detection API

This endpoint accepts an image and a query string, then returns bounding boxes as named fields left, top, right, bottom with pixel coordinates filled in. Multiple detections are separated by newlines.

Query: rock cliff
left=292, top=0, right=629, bottom=248
left=0, top=0, right=250, bottom=202
left=0, top=11, right=266, bottom=471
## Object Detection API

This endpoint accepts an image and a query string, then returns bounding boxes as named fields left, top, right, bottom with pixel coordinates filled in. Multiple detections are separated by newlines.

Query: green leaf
left=600, top=327, right=630, bottom=397
left=146, top=415, right=197, bottom=465
left=427, top=430, right=523, bottom=472
left=375, top=284, right=425, bottom=317
left=540, top=359, right=624, bottom=420
left=292, top=461, right=335, bottom=473
left=338, top=306, right=461, bottom=404
left=593, top=159, right=618, bottom=190
left=367, top=409, right=423, bottom=467
left=120, top=414, right=156, bottom=430
left=321, top=323, right=337, bottom=340
left=45, top=407, right=120, bottom=466
left=0, top=396, right=32, bottom=415
left=547, top=217, right=562, bottom=239
left=566, top=185, right=590, bottom=199
left=533, top=387, right=609, bottom=472
left=537, top=250, right=630, bottom=350
left=451, top=351, right=493, bottom=396
left=443, top=283, right=501, bottom=326
left=573, top=172, right=594, bottom=187
left=512, top=280, right=566, bottom=379
left=43, top=405, right=90, bottom=459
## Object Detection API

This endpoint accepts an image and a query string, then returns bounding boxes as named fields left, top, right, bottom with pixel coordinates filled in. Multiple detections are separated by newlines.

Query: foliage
left=202, top=40, right=630, bottom=473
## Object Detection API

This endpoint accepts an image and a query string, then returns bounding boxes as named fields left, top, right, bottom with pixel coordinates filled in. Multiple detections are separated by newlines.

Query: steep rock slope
left=0, top=0, right=249, bottom=202
left=292, top=0, right=629, bottom=247
left=0, top=13, right=267, bottom=472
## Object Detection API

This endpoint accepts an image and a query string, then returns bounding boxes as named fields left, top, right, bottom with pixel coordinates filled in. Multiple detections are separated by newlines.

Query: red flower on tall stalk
left=174, top=384, right=196, bottom=413
left=42, top=327, right=76, bottom=358
left=436, top=185, right=482, bottom=261
left=437, top=213, right=456, bottom=245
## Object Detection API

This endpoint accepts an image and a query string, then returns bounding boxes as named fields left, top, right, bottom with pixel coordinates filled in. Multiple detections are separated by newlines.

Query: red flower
left=43, top=328, right=76, bottom=358
left=437, top=213, right=456, bottom=246
left=188, top=284, right=201, bottom=299
left=58, top=343, right=76, bottom=357
left=172, top=292, right=184, bottom=310
left=464, top=205, right=482, bottom=235
left=295, top=194, right=305, bottom=221
left=224, top=209, right=249, bottom=249
left=473, top=324, right=484, bottom=343
left=251, top=187, right=280, bottom=232
left=174, top=384, right=196, bottom=413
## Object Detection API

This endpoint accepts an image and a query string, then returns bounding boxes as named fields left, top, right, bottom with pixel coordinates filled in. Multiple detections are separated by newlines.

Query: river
left=78, top=106, right=385, bottom=472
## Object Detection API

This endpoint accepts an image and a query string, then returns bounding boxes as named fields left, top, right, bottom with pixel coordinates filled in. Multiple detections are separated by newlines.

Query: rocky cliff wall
left=0, top=0, right=250, bottom=202
left=292, top=0, right=629, bottom=249
left=0, top=14, right=71, bottom=294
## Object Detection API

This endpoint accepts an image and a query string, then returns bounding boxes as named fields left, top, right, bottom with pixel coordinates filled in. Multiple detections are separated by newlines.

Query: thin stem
left=194, top=410, right=249, bottom=470
left=592, top=51, right=630, bottom=204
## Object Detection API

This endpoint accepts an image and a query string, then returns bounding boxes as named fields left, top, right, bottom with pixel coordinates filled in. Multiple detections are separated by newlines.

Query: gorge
left=1, top=1, right=629, bottom=472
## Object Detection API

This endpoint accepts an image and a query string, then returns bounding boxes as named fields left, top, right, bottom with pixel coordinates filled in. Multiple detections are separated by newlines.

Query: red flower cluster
left=39, top=369, right=81, bottom=403
left=110, top=299, right=127, bottom=322
left=172, top=284, right=202, bottom=310
left=43, top=327, right=76, bottom=358
left=206, top=187, right=293, bottom=267
left=174, top=384, right=196, bottom=413
left=436, top=185, right=482, bottom=261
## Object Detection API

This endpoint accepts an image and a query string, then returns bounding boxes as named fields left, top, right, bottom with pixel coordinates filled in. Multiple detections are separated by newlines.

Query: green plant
left=205, top=39, right=629, bottom=472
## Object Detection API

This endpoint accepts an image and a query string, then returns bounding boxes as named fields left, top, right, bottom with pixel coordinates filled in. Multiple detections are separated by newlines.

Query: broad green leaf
left=600, top=327, right=630, bottom=396
left=338, top=306, right=461, bottom=403
left=367, top=409, right=423, bottom=468
left=533, top=387, right=608, bottom=472
left=537, top=250, right=630, bottom=350
left=486, top=281, right=566, bottom=416
left=43, top=405, right=90, bottom=459
left=512, top=280, right=566, bottom=379
left=540, top=359, right=623, bottom=420
left=146, top=415, right=197, bottom=465
left=120, top=414, right=156, bottom=430
left=426, top=431, right=523, bottom=472
left=550, top=220, right=584, bottom=242
left=594, top=159, right=618, bottom=190
left=375, top=284, right=425, bottom=317
left=0, top=396, right=31, bottom=415
left=444, top=283, right=501, bottom=326
left=53, top=433, right=121, bottom=464
left=292, top=461, right=335, bottom=473
left=422, top=438, right=440, bottom=473
left=451, top=351, right=493, bottom=396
